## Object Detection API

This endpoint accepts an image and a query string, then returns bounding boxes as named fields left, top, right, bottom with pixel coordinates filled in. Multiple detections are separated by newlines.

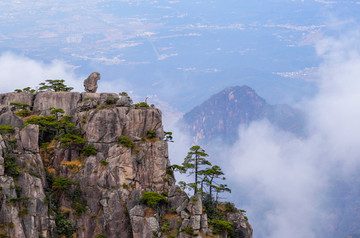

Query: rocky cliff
left=0, top=90, right=252, bottom=238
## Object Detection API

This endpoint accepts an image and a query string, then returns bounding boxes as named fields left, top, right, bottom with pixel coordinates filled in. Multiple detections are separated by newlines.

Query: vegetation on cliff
left=0, top=78, right=252, bottom=238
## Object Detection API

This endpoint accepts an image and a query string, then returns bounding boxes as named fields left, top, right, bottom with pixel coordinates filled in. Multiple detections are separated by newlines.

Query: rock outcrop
left=84, top=72, right=100, bottom=93
left=0, top=90, right=252, bottom=238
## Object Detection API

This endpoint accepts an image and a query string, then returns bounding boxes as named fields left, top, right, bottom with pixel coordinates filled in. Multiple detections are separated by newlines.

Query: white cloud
left=263, top=23, right=326, bottom=32
left=65, top=34, right=83, bottom=43
left=176, top=23, right=244, bottom=31
left=112, top=42, right=142, bottom=49
left=157, top=52, right=178, bottom=60
left=0, top=52, right=84, bottom=93
left=177, top=67, right=197, bottom=72
left=71, top=54, right=127, bottom=65
left=314, top=0, right=336, bottom=4
left=177, top=67, right=220, bottom=73
left=225, top=30, right=360, bottom=237
left=274, top=67, right=320, bottom=82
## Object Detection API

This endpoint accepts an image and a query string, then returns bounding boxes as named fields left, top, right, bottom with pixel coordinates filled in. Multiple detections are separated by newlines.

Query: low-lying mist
left=168, top=31, right=360, bottom=238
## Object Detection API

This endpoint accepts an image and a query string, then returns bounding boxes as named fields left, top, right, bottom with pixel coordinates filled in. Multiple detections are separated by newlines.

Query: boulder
left=84, top=72, right=100, bottom=93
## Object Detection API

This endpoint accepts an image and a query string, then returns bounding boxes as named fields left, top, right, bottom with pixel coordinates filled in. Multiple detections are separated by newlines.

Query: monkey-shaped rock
left=84, top=72, right=100, bottom=93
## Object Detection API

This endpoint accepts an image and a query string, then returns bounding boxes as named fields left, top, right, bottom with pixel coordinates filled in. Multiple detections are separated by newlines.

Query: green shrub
left=0, top=125, right=15, bottom=135
left=4, top=153, right=22, bottom=178
left=224, top=202, right=238, bottom=212
left=211, top=219, right=234, bottom=235
left=140, top=192, right=168, bottom=208
left=8, top=222, right=14, bottom=229
left=52, top=177, right=75, bottom=191
left=0, top=233, right=9, bottom=238
left=38, top=79, right=73, bottom=92
left=134, top=102, right=149, bottom=108
left=10, top=102, right=31, bottom=110
left=118, top=135, right=134, bottom=148
left=60, top=133, right=86, bottom=147
left=29, top=168, right=41, bottom=178
left=7, top=138, right=17, bottom=151
left=55, top=214, right=77, bottom=237
left=119, top=92, right=128, bottom=96
left=96, top=235, right=107, bottom=238
left=101, top=160, right=109, bottom=166
left=6, top=197, right=29, bottom=205
left=97, top=105, right=108, bottom=110
left=18, top=208, right=28, bottom=217
left=182, top=226, right=197, bottom=236
left=146, top=130, right=156, bottom=139
left=164, top=131, right=173, bottom=142
left=161, top=221, right=171, bottom=232
left=15, top=110, right=31, bottom=117
left=71, top=202, right=87, bottom=216
left=14, top=87, right=36, bottom=94
left=81, top=145, right=97, bottom=156
left=15, top=185, right=22, bottom=197
left=166, top=168, right=174, bottom=176
left=105, top=98, right=117, bottom=105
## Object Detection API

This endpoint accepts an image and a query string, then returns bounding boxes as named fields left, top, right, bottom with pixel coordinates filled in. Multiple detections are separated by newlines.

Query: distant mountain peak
left=182, top=85, right=304, bottom=144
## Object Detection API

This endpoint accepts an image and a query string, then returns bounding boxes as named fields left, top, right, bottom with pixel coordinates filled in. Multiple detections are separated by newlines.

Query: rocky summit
left=0, top=87, right=252, bottom=237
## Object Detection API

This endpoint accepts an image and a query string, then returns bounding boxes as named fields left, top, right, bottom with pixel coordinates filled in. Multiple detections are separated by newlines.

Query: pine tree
left=178, top=145, right=212, bottom=195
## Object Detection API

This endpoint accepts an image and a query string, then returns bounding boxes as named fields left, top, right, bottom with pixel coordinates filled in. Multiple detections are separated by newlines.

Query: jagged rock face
left=84, top=72, right=100, bottom=93
left=0, top=126, right=50, bottom=238
left=0, top=91, right=252, bottom=238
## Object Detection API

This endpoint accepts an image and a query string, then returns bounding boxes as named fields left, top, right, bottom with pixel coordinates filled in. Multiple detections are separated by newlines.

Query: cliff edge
left=0, top=90, right=252, bottom=238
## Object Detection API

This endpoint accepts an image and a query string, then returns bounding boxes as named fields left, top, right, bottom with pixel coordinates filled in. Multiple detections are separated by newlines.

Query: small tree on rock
left=39, top=79, right=73, bottom=92
left=176, top=145, right=211, bottom=195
